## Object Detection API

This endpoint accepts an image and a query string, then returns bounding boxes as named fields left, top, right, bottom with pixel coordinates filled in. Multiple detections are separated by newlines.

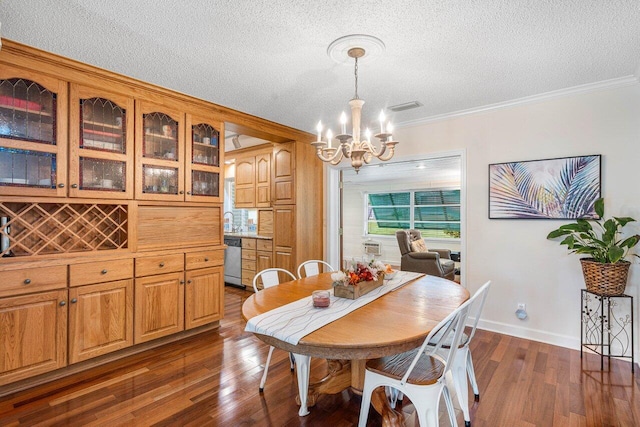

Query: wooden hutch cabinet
left=0, top=39, right=321, bottom=395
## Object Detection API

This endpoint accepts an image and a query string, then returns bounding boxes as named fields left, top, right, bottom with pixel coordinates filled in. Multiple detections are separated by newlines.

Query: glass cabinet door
left=69, top=84, right=134, bottom=199
left=0, top=67, right=68, bottom=197
left=135, top=101, right=185, bottom=201
left=185, top=112, right=223, bottom=203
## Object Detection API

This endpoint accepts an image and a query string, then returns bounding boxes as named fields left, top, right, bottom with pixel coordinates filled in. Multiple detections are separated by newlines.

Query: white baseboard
left=477, top=319, right=581, bottom=351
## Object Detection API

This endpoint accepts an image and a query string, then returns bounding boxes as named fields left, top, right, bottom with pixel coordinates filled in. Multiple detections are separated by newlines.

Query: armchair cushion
left=410, top=239, right=428, bottom=253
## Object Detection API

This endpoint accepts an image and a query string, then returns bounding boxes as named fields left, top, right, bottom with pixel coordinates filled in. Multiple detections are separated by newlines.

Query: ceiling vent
left=388, top=101, right=423, bottom=112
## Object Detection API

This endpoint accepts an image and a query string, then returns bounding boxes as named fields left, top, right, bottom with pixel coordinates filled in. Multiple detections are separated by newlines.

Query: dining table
left=241, top=271, right=470, bottom=423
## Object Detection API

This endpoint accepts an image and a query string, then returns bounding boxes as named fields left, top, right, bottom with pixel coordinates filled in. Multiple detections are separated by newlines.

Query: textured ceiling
left=2, top=0, right=640, bottom=139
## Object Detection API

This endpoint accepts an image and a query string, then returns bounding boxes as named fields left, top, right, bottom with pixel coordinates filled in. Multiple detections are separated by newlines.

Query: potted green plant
left=547, top=198, right=639, bottom=295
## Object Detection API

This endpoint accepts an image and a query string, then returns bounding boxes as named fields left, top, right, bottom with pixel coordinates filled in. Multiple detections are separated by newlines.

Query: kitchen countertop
left=224, top=232, right=273, bottom=240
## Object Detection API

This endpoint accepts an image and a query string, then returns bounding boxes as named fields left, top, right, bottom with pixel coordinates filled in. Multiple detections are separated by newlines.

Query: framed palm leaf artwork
left=489, top=155, right=601, bottom=219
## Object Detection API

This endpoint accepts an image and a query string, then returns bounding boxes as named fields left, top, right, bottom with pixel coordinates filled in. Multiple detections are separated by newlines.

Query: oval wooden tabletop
left=242, top=273, right=470, bottom=359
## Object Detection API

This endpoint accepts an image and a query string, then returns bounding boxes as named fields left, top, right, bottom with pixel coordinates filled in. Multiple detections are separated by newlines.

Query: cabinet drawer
left=241, top=250, right=257, bottom=261
left=242, top=269, right=255, bottom=287
left=0, top=266, right=67, bottom=298
left=257, top=239, right=273, bottom=252
left=136, top=254, right=184, bottom=277
left=241, top=238, right=256, bottom=250
left=70, top=259, right=133, bottom=286
left=242, top=260, right=256, bottom=272
left=185, top=250, right=224, bottom=270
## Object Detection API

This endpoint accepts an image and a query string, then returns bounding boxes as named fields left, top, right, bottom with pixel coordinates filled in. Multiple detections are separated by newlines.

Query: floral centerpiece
left=331, top=259, right=387, bottom=299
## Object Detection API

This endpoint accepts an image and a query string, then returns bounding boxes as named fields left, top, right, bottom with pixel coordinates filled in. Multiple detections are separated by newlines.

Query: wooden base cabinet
left=134, top=272, right=185, bottom=344
left=69, top=279, right=134, bottom=364
left=185, top=266, right=223, bottom=329
left=0, top=290, right=68, bottom=386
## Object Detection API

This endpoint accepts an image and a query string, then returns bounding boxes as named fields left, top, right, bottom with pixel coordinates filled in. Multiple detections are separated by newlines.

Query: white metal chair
left=358, top=296, right=471, bottom=427
left=428, top=281, right=491, bottom=426
left=296, top=259, right=335, bottom=279
left=252, top=268, right=297, bottom=392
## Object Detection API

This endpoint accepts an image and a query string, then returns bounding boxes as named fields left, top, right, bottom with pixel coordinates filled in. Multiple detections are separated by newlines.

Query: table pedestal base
left=293, top=357, right=405, bottom=425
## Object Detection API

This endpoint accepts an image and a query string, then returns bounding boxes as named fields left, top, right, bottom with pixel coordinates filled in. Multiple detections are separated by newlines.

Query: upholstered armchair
left=395, top=229, right=456, bottom=280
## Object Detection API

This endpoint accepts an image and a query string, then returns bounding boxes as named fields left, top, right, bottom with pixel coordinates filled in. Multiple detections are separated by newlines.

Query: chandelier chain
left=354, top=57, right=359, bottom=100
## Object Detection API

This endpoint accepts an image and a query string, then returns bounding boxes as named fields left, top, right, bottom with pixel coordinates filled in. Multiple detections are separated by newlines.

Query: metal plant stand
left=581, top=289, right=634, bottom=372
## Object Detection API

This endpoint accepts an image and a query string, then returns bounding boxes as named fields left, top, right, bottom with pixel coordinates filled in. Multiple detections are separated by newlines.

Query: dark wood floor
left=1, top=286, right=639, bottom=426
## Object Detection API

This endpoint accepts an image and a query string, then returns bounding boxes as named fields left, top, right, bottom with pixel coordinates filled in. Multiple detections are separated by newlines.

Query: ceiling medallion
left=313, top=35, right=398, bottom=173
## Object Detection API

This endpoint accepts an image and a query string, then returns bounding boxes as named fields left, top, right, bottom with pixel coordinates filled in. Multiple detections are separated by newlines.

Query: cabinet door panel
left=185, top=266, right=222, bottom=329
left=69, top=279, right=133, bottom=363
left=234, top=156, right=255, bottom=208
left=255, top=153, right=270, bottom=207
left=0, top=66, right=68, bottom=197
left=69, top=84, right=134, bottom=199
left=0, top=290, right=67, bottom=386
left=274, top=206, right=295, bottom=251
left=272, top=143, right=295, bottom=204
left=134, top=272, right=184, bottom=344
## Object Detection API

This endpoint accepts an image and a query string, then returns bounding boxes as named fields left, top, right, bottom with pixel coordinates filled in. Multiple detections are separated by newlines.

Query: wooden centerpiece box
left=333, top=274, right=384, bottom=299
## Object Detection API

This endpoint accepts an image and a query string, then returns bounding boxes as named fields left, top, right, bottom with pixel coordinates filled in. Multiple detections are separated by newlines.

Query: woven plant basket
left=580, top=258, right=630, bottom=296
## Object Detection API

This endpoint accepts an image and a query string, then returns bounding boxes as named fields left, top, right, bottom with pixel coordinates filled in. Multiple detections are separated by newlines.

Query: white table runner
left=245, top=271, right=423, bottom=345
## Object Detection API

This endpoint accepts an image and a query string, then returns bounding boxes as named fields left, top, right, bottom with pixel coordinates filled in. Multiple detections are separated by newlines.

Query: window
left=366, top=189, right=460, bottom=239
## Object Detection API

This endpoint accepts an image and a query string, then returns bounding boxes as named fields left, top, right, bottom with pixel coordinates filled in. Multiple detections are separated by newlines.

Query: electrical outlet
left=517, top=303, right=526, bottom=310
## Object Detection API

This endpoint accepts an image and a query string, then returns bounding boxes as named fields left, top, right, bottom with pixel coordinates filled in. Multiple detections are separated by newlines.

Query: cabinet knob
left=186, top=191, right=191, bottom=195
left=101, top=269, right=108, bottom=275
left=179, top=190, right=184, bottom=195
left=71, top=298, right=77, bottom=304
left=180, top=280, right=185, bottom=285
left=187, top=280, right=192, bottom=284
left=24, top=278, right=31, bottom=285
left=71, top=184, right=78, bottom=189
left=204, top=258, right=209, bottom=262
left=58, top=183, right=65, bottom=188
left=159, top=262, right=165, bottom=267
left=59, top=301, right=66, bottom=306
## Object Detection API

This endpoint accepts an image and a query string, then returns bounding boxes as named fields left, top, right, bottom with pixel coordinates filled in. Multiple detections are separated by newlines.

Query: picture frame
left=489, top=154, right=601, bottom=219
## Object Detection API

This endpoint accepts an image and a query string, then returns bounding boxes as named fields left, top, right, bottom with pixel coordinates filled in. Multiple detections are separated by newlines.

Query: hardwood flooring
left=0, top=286, right=638, bottom=426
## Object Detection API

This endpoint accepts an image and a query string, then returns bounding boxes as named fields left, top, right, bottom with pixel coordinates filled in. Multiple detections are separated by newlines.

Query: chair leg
left=289, top=352, right=295, bottom=371
left=358, top=374, right=377, bottom=427
left=466, top=351, right=480, bottom=402
left=442, top=384, right=459, bottom=427
left=292, top=353, right=311, bottom=416
left=259, top=346, right=275, bottom=392
left=449, top=350, right=471, bottom=425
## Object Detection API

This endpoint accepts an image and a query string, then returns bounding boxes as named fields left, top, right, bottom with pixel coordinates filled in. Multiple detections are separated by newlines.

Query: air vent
left=388, top=101, right=423, bottom=112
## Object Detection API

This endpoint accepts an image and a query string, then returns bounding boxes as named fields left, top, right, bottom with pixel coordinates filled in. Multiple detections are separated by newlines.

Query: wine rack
left=0, top=202, right=128, bottom=257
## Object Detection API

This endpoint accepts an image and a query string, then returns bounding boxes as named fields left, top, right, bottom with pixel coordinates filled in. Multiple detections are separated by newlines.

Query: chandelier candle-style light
left=312, top=45, right=398, bottom=173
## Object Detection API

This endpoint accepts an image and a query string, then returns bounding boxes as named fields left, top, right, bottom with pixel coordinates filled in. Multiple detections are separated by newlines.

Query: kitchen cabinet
left=272, top=142, right=295, bottom=205
left=185, top=266, right=223, bottom=329
left=135, top=100, right=185, bottom=201
left=0, top=289, right=68, bottom=386
left=185, top=111, right=223, bottom=203
left=234, top=156, right=255, bottom=208
left=241, top=237, right=257, bottom=287
left=134, top=271, right=185, bottom=344
left=231, top=147, right=271, bottom=209
left=256, top=239, right=274, bottom=273
left=68, top=279, right=133, bottom=363
left=0, top=66, right=68, bottom=197
left=274, top=206, right=295, bottom=273
left=68, top=84, right=135, bottom=199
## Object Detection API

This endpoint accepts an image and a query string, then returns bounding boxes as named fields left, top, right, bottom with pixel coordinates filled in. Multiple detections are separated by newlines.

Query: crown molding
left=397, top=75, right=640, bottom=128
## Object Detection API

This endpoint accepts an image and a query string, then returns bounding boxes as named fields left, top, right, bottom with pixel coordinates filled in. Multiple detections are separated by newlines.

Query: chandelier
left=312, top=42, right=398, bottom=173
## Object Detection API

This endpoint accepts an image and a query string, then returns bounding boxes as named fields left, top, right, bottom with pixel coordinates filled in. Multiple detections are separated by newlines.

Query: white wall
left=392, top=84, right=640, bottom=354
left=327, top=83, right=640, bottom=357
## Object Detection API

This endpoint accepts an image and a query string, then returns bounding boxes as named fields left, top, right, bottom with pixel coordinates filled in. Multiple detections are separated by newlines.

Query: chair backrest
left=401, top=296, right=471, bottom=385
left=395, top=229, right=423, bottom=256
left=297, top=260, right=335, bottom=279
left=465, top=281, right=491, bottom=344
left=252, top=268, right=296, bottom=293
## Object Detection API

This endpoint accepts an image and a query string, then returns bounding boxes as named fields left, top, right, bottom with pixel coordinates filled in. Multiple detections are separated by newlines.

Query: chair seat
left=365, top=349, right=445, bottom=386
left=428, top=330, right=470, bottom=348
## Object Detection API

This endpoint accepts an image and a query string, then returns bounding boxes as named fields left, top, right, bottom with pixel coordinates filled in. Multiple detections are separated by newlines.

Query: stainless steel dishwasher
left=224, top=236, right=243, bottom=288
